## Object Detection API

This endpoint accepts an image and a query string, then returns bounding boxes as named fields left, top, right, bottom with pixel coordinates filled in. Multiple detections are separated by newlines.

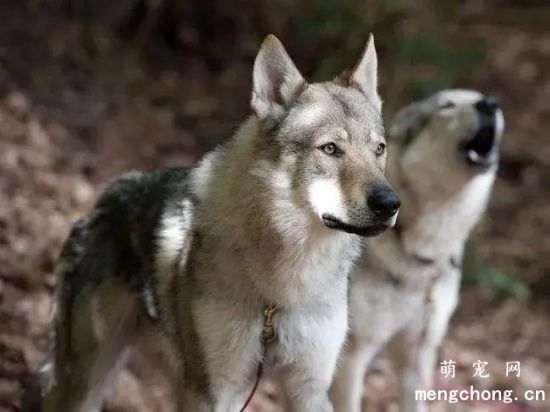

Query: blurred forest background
left=0, top=0, right=548, bottom=411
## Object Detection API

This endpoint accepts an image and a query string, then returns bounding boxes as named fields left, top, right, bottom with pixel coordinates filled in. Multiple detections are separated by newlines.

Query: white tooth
left=468, top=149, right=481, bottom=162
left=389, top=210, right=399, bottom=227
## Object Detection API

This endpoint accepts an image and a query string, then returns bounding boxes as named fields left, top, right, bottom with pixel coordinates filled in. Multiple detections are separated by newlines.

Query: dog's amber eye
left=376, top=142, right=386, bottom=156
left=319, top=143, right=343, bottom=157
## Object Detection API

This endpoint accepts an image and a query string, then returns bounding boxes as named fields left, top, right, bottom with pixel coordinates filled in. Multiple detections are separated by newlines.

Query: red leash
left=238, top=305, right=278, bottom=411
left=238, top=361, right=264, bottom=412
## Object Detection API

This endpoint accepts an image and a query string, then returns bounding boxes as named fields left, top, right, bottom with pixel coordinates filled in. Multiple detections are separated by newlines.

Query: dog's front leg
left=175, top=297, right=264, bottom=412
left=388, top=267, right=461, bottom=412
left=280, top=359, right=335, bottom=412
left=279, top=308, right=347, bottom=412
left=176, top=362, right=257, bottom=412
left=176, top=386, right=213, bottom=412
left=175, top=343, right=260, bottom=412
left=329, top=338, right=379, bottom=412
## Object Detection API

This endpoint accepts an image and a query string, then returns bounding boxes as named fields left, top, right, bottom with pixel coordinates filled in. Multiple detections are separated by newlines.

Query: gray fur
left=330, top=89, right=504, bottom=412
left=29, top=34, right=396, bottom=412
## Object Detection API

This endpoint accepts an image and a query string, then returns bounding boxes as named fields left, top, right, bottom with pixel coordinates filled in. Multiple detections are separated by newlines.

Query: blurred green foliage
left=389, top=32, right=485, bottom=98
left=56, top=0, right=488, bottom=112
left=293, top=0, right=485, bottom=111
left=463, top=242, right=531, bottom=301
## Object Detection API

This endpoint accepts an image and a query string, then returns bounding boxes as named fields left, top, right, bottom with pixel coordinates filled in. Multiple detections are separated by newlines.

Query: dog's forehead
left=433, top=89, right=483, bottom=107
left=288, top=83, right=384, bottom=140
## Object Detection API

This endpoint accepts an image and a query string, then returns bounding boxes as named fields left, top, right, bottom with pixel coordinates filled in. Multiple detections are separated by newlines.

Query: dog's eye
left=319, top=143, right=343, bottom=157
left=439, top=102, right=456, bottom=110
left=375, top=142, right=386, bottom=156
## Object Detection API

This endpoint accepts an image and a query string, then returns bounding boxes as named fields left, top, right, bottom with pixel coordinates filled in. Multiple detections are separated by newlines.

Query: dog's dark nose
left=367, top=185, right=400, bottom=220
left=475, top=96, right=499, bottom=116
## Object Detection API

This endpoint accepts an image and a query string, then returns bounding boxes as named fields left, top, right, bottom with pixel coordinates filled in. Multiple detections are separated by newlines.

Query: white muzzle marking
left=307, top=179, right=347, bottom=221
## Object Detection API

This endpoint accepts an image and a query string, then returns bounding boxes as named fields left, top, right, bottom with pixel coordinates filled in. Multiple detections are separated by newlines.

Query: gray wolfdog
left=26, top=34, right=400, bottom=412
left=330, top=90, right=504, bottom=412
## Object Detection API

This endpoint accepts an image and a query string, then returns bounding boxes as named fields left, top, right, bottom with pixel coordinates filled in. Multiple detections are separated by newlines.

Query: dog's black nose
left=475, top=96, right=499, bottom=116
left=367, top=185, right=400, bottom=220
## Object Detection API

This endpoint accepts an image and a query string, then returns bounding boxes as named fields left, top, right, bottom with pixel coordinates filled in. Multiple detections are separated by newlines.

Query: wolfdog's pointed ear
left=389, top=102, right=429, bottom=141
left=251, top=35, right=306, bottom=119
left=335, top=34, right=381, bottom=111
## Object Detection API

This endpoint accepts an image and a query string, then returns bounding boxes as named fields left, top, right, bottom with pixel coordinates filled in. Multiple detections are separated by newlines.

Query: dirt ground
left=0, top=1, right=548, bottom=411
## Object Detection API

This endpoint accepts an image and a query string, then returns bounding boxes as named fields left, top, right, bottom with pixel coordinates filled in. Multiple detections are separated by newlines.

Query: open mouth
left=458, top=125, right=499, bottom=171
left=322, top=214, right=388, bottom=237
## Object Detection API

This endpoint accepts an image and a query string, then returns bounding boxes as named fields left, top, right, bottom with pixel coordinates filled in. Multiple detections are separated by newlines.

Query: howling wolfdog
left=26, top=34, right=400, bottom=412
left=330, top=90, right=504, bottom=412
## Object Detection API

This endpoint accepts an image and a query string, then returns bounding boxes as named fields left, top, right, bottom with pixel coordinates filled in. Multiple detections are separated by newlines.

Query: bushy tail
left=21, top=217, right=91, bottom=412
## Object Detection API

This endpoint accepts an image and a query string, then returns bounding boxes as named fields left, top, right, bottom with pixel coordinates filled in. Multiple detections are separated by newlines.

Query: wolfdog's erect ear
left=389, top=101, right=430, bottom=141
left=335, top=34, right=381, bottom=111
left=251, top=34, right=306, bottom=119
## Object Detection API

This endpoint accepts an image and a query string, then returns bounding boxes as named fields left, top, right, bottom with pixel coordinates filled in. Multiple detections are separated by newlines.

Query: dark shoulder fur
left=60, top=167, right=194, bottom=297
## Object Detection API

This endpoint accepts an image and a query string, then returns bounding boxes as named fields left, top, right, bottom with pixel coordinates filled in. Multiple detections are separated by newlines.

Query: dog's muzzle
left=321, top=215, right=389, bottom=237
left=459, top=95, right=501, bottom=171
left=321, top=185, right=400, bottom=237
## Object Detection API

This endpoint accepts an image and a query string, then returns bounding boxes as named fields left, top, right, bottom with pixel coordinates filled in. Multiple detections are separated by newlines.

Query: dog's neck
left=190, top=117, right=358, bottom=306
left=388, top=160, right=497, bottom=261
